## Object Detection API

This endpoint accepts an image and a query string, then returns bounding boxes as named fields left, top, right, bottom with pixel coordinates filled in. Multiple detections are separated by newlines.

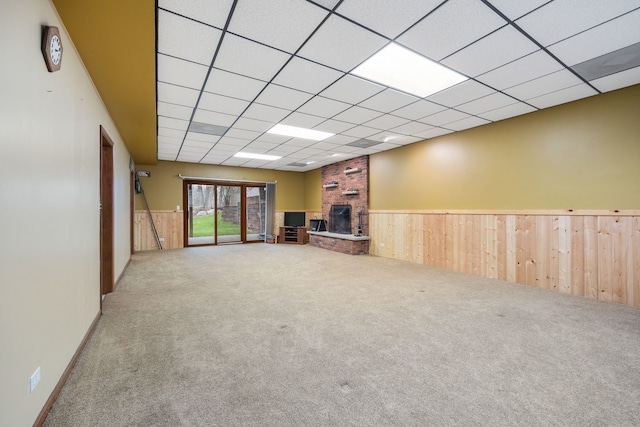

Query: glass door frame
left=182, top=179, right=266, bottom=247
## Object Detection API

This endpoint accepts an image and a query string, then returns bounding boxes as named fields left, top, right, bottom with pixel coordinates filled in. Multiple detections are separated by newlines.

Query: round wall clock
left=41, top=26, right=63, bottom=72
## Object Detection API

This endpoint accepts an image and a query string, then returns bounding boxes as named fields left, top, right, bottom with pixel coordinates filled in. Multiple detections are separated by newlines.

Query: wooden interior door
left=100, top=126, right=114, bottom=304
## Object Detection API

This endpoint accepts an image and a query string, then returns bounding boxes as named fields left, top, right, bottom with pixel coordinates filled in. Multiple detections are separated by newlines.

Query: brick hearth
left=312, top=155, right=369, bottom=255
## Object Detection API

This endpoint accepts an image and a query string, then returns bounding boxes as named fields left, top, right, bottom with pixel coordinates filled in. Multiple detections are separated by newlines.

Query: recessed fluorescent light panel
left=267, top=124, right=334, bottom=141
left=352, top=43, right=468, bottom=97
left=234, top=152, right=281, bottom=161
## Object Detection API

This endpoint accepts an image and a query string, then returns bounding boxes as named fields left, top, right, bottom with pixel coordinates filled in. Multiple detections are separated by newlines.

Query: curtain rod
left=178, top=174, right=276, bottom=184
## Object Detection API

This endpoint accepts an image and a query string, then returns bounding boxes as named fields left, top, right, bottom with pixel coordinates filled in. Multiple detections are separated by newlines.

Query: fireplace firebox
left=329, top=204, right=351, bottom=234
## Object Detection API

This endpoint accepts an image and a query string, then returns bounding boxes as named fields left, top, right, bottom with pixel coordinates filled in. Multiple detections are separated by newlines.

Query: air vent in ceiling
left=188, top=122, right=229, bottom=136
left=287, top=162, right=308, bottom=167
left=346, top=139, right=382, bottom=148
left=572, top=42, right=640, bottom=81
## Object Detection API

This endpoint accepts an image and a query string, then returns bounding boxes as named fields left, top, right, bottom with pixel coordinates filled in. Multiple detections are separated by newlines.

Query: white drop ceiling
left=156, top=0, right=640, bottom=171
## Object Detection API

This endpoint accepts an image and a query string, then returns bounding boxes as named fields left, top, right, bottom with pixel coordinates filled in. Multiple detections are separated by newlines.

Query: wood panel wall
left=134, top=210, right=183, bottom=251
left=370, top=211, right=640, bottom=308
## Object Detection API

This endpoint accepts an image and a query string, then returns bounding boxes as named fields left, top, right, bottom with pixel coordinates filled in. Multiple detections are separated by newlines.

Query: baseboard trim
left=33, top=311, right=101, bottom=427
left=113, top=258, right=131, bottom=292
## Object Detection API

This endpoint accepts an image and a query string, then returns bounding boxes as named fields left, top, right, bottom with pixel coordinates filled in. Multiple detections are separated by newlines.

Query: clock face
left=50, top=35, right=61, bottom=65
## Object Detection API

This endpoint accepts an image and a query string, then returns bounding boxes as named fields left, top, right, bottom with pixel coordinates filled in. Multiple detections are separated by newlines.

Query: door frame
left=100, top=126, right=114, bottom=307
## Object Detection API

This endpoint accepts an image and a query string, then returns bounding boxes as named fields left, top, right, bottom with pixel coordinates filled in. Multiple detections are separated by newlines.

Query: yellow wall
left=303, top=168, right=322, bottom=211
left=135, top=161, right=307, bottom=211
left=371, top=84, right=640, bottom=210
left=0, top=1, right=132, bottom=425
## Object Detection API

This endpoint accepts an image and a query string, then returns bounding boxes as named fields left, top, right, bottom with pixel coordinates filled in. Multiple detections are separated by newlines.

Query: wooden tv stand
left=279, top=226, right=307, bottom=244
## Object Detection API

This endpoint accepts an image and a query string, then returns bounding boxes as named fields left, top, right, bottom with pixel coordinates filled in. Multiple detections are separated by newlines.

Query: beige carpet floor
left=44, top=243, right=640, bottom=426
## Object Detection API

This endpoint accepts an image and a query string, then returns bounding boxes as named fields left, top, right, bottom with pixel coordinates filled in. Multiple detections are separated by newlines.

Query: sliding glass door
left=216, top=185, right=241, bottom=244
left=246, top=186, right=266, bottom=242
left=184, top=181, right=268, bottom=246
left=186, top=183, right=216, bottom=246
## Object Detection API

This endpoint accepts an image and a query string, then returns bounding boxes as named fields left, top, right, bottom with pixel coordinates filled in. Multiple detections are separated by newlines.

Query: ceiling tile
left=415, top=127, right=454, bottom=139
left=477, top=102, right=537, bottom=122
left=526, top=84, right=598, bottom=109
left=222, top=158, right=251, bottom=167
left=426, top=80, right=495, bottom=107
left=198, top=92, right=249, bottom=116
left=590, top=66, right=640, bottom=92
left=225, top=128, right=261, bottom=141
left=158, top=135, right=183, bottom=146
left=476, top=50, right=564, bottom=90
left=368, top=133, right=423, bottom=145
left=397, top=0, right=506, bottom=61
left=420, top=109, right=470, bottom=126
left=229, top=0, right=328, bottom=53
left=158, top=127, right=186, bottom=141
left=244, top=141, right=281, bottom=153
left=201, top=155, right=233, bottom=165
left=280, top=112, right=326, bottom=128
left=311, top=0, right=341, bottom=10
left=193, top=109, right=236, bottom=127
left=158, top=0, right=233, bottom=29
left=158, top=101, right=193, bottom=120
left=297, top=96, right=351, bottom=118
left=332, top=106, right=383, bottom=124
left=390, top=121, right=435, bottom=135
left=363, top=114, right=410, bottom=130
left=253, top=133, right=292, bottom=144
left=515, top=0, right=640, bottom=47
left=184, top=132, right=220, bottom=143
left=272, top=56, right=344, bottom=93
left=358, top=89, right=419, bottom=113
left=254, top=84, right=314, bottom=110
left=180, top=145, right=210, bottom=154
left=456, top=92, right=518, bottom=115
left=242, top=103, right=290, bottom=123
left=442, top=25, right=538, bottom=77
left=547, top=9, right=640, bottom=66
left=217, top=137, right=251, bottom=147
left=341, top=125, right=379, bottom=138
left=308, top=140, right=341, bottom=150
left=177, top=152, right=205, bottom=162
left=158, top=10, right=221, bottom=65
left=322, top=135, right=359, bottom=145
left=504, top=69, right=584, bottom=100
left=214, top=33, right=291, bottom=81
left=233, top=117, right=274, bottom=132
left=320, top=74, right=385, bottom=104
left=284, top=138, right=316, bottom=148
left=183, top=141, right=218, bottom=150
left=297, top=15, right=388, bottom=72
left=336, top=0, right=442, bottom=39
left=312, top=119, right=355, bottom=134
left=157, top=82, right=200, bottom=108
left=204, top=68, right=267, bottom=101
left=391, top=100, right=446, bottom=120
left=157, top=54, right=209, bottom=90
left=445, top=116, right=491, bottom=131
left=158, top=116, right=189, bottom=131
left=489, top=0, right=551, bottom=20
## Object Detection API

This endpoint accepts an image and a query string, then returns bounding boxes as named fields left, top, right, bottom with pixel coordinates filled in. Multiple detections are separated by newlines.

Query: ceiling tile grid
left=155, top=0, right=640, bottom=170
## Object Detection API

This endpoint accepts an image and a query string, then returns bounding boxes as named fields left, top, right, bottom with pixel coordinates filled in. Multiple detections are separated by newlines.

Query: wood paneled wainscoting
left=134, top=210, right=184, bottom=251
left=369, top=210, right=640, bottom=308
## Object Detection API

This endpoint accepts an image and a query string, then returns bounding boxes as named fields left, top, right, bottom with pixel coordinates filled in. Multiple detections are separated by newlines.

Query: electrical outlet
left=159, top=237, right=165, bottom=242
left=30, top=367, right=41, bottom=393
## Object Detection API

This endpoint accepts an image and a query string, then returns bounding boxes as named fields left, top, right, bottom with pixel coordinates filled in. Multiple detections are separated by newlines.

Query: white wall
left=0, top=1, right=132, bottom=425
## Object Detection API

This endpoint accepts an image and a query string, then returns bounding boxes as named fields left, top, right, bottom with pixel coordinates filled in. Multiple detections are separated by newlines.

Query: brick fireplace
left=309, top=155, right=370, bottom=255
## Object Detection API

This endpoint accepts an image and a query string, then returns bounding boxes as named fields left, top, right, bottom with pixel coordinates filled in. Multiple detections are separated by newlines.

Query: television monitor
left=284, top=211, right=306, bottom=227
